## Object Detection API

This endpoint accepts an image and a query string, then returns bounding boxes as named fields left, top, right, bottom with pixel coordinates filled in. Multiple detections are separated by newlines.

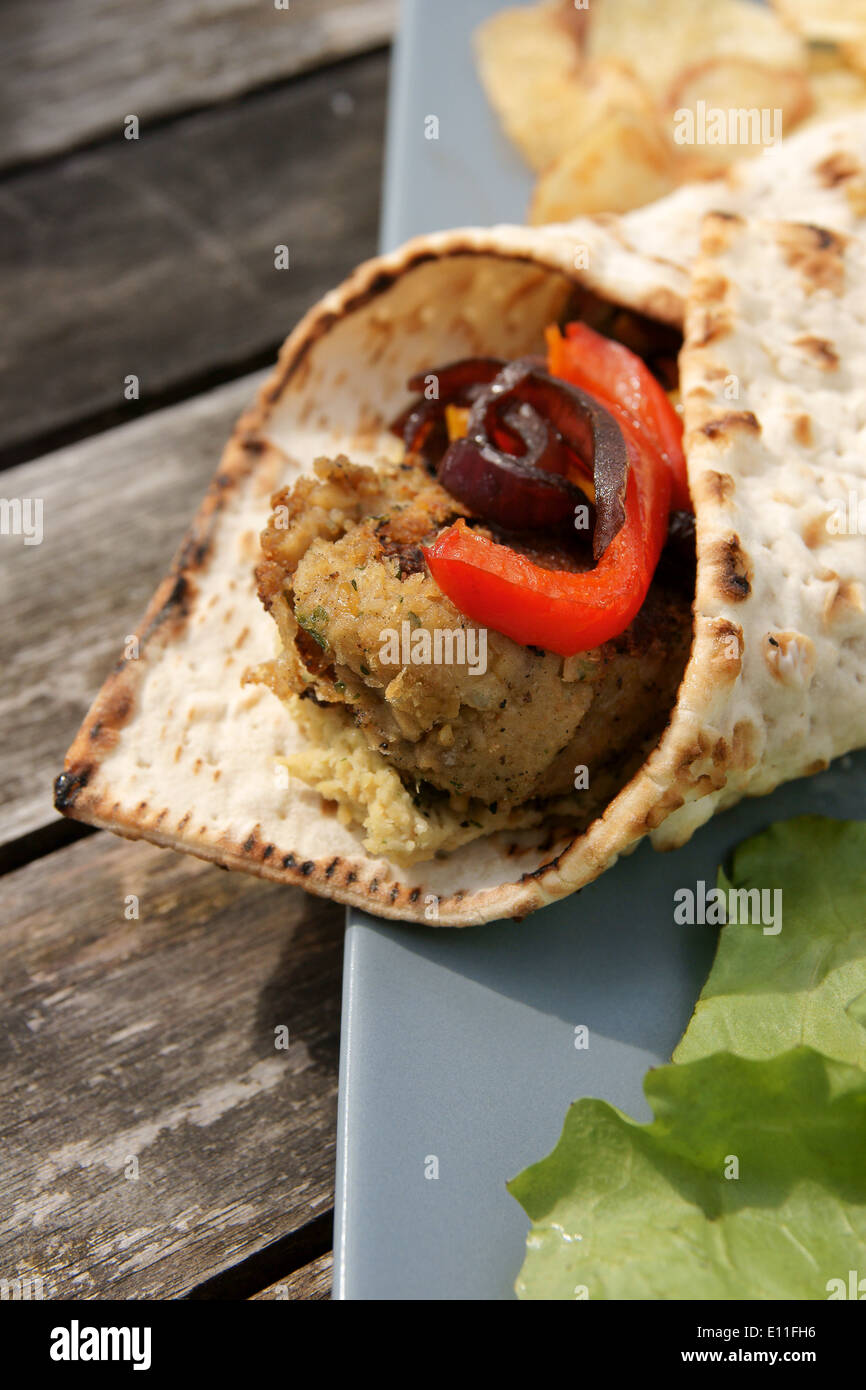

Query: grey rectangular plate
left=332, top=0, right=864, bottom=1300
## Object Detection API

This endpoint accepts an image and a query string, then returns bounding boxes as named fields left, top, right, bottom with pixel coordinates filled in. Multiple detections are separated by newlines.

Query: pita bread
left=56, top=126, right=866, bottom=925
left=648, top=211, right=866, bottom=853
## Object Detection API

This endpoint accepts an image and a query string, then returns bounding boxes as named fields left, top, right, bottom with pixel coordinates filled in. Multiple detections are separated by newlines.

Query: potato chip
left=842, top=37, right=866, bottom=77
left=585, top=0, right=806, bottom=102
left=474, top=3, right=651, bottom=172
left=474, top=2, right=584, bottom=171
left=528, top=109, right=677, bottom=223
left=772, top=0, right=866, bottom=75
left=804, top=45, right=866, bottom=126
left=665, top=57, right=812, bottom=168
left=474, top=0, right=865, bottom=224
left=771, top=0, right=866, bottom=45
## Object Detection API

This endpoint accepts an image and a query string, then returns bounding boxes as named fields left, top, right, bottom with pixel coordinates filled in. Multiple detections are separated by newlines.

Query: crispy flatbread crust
left=653, top=212, right=866, bottom=845
left=56, top=126, right=866, bottom=925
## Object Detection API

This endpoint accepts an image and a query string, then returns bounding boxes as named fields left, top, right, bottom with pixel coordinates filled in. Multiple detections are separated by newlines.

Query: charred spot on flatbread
left=815, top=152, right=861, bottom=189
left=709, top=535, right=753, bottom=601
left=793, top=334, right=839, bottom=370
left=697, top=470, right=736, bottom=505
left=699, top=411, right=761, bottom=440
left=774, top=222, right=848, bottom=294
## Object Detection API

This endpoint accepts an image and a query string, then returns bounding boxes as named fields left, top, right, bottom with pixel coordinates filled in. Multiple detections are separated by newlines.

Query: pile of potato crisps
left=475, top=0, right=866, bottom=223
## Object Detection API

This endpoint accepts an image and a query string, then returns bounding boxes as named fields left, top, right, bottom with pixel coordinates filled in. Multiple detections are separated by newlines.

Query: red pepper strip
left=547, top=322, right=691, bottom=513
left=424, top=432, right=671, bottom=657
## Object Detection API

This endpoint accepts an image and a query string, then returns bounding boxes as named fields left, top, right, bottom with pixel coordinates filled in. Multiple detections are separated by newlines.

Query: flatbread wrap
left=55, top=128, right=866, bottom=925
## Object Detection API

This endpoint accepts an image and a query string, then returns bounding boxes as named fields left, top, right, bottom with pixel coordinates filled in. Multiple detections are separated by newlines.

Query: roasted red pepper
left=424, top=430, right=670, bottom=657
left=423, top=321, right=680, bottom=657
left=547, top=322, right=691, bottom=513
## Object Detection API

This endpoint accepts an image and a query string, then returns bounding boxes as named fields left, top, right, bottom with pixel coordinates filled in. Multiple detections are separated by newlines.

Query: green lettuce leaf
left=509, top=816, right=866, bottom=1300
left=675, top=817, right=866, bottom=1068
left=509, top=1048, right=866, bottom=1300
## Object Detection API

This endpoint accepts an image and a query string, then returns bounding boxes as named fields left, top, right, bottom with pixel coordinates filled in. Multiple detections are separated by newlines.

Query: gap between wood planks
left=0, top=0, right=397, bottom=172
left=0, top=343, right=284, bottom=475
left=186, top=1212, right=333, bottom=1299
left=0, top=831, right=344, bottom=1299
left=0, top=819, right=97, bottom=877
left=250, top=1250, right=332, bottom=1301
left=0, top=42, right=391, bottom=183
left=0, top=45, right=389, bottom=468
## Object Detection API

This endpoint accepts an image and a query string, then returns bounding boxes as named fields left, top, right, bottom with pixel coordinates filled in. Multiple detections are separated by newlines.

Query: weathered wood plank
left=0, top=831, right=344, bottom=1299
left=0, top=372, right=264, bottom=849
left=0, top=0, right=397, bottom=170
left=0, top=48, right=387, bottom=462
left=250, top=1252, right=333, bottom=1300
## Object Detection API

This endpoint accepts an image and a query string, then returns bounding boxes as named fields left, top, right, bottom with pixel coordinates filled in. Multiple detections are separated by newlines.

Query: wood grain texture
left=0, top=0, right=397, bottom=169
left=0, top=48, right=387, bottom=462
left=0, top=372, right=264, bottom=848
left=250, top=1252, right=333, bottom=1300
left=0, top=831, right=344, bottom=1299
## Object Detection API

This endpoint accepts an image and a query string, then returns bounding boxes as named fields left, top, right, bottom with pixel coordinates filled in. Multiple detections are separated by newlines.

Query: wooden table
left=0, top=0, right=396, bottom=1301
